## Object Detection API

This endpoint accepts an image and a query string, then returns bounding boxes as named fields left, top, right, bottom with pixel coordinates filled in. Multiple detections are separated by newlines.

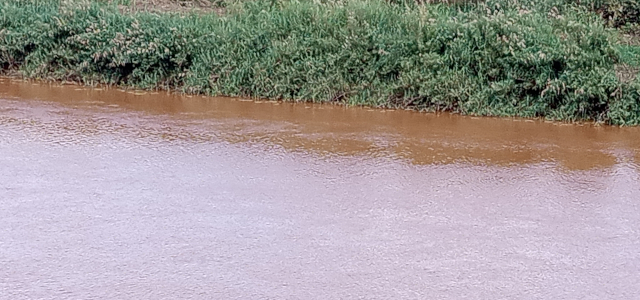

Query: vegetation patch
left=1, top=0, right=639, bottom=124
left=105, top=0, right=224, bottom=14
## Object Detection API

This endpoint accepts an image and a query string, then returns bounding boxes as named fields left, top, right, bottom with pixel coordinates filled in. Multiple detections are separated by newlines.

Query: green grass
left=1, top=0, right=640, bottom=124
left=619, top=45, right=640, bottom=66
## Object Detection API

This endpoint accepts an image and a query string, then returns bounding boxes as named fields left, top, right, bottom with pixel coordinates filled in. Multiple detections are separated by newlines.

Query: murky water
left=1, top=79, right=640, bottom=299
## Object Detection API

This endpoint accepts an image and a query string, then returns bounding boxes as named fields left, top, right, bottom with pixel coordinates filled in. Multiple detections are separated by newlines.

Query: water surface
left=1, top=79, right=639, bottom=299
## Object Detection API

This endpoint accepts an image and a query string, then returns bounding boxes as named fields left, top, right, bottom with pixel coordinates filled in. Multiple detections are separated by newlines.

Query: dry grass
left=620, top=33, right=640, bottom=46
left=112, top=0, right=222, bottom=14
left=616, top=64, right=639, bottom=83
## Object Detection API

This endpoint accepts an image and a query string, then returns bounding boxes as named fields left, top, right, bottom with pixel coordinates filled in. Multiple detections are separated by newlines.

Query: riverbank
left=1, top=0, right=639, bottom=124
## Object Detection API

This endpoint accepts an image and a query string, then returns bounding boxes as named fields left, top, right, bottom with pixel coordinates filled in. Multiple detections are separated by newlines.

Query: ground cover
left=1, top=0, right=639, bottom=124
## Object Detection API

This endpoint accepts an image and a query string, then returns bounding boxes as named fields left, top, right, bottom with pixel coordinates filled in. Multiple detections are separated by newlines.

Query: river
left=1, top=78, right=639, bottom=299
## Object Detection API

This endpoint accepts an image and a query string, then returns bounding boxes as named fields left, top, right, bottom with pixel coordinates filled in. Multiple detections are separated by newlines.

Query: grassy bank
left=1, top=0, right=639, bottom=124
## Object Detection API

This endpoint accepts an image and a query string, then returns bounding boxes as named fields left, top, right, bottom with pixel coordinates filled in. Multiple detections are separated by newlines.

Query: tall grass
left=1, top=0, right=639, bottom=124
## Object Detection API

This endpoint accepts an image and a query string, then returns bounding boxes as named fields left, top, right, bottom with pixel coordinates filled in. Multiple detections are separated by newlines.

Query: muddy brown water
left=1, top=79, right=640, bottom=299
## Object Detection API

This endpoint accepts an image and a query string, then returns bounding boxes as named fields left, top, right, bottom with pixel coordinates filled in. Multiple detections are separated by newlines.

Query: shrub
left=1, top=0, right=638, bottom=124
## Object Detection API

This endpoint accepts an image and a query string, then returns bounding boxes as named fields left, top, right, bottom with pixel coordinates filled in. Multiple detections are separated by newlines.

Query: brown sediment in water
left=1, top=78, right=639, bottom=171
left=2, top=77, right=640, bottom=299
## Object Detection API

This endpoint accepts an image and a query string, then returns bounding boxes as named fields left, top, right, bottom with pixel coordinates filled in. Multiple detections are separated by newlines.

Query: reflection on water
left=1, top=78, right=640, bottom=299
